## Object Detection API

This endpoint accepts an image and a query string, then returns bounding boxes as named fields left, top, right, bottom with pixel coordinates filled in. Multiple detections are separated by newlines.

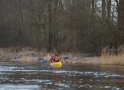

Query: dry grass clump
left=91, top=57, right=100, bottom=65
left=19, top=56, right=36, bottom=63
left=100, top=46, right=124, bottom=65
left=42, top=53, right=51, bottom=63
left=0, top=47, right=38, bottom=62
left=0, top=49, right=13, bottom=62
left=0, top=54, right=12, bottom=62
left=0, top=46, right=52, bottom=63
left=60, top=53, right=87, bottom=64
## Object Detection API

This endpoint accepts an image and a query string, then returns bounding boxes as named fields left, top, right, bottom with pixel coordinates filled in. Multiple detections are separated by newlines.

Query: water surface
left=0, top=62, right=124, bottom=90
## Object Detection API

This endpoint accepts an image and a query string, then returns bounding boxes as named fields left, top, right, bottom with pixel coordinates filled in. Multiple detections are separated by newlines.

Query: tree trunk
left=102, top=0, right=106, bottom=23
left=17, top=0, right=23, bottom=44
left=118, top=0, right=124, bottom=33
left=107, top=0, right=111, bottom=22
left=48, top=2, right=53, bottom=52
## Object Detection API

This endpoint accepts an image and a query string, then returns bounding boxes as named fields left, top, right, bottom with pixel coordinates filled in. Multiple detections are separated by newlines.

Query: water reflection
left=0, top=62, right=124, bottom=90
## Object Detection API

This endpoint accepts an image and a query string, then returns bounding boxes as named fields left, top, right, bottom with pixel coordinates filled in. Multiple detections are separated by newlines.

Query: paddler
left=50, top=54, right=60, bottom=62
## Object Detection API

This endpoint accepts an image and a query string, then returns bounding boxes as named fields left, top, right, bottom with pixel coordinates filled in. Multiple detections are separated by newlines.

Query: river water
left=0, top=62, right=124, bottom=90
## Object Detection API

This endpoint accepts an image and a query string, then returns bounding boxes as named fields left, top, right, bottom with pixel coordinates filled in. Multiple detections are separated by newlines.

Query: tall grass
left=0, top=47, right=56, bottom=63
left=0, top=47, right=39, bottom=63
left=0, top=48, right=13, bottom=62
left=100, top=46, right=124, bottom=65
left=42, top=53, right=51, bottom=63
left=19, top=56, right=36, bottom=63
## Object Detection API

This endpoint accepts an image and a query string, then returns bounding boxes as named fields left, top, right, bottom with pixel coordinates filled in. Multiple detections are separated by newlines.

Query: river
left=0, top=62, right=124, bottom=90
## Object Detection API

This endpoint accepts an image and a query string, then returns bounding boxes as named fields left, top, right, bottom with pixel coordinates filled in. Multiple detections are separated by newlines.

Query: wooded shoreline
left=0, top=0, right=124, bottom=54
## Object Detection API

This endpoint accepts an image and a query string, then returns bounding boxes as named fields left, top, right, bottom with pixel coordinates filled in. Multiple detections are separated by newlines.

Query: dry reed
left=19, top=56, right=36, bottom=63
left=42, top=53, right=51, bottom=63
left=100, top=45, right=124, bottom=65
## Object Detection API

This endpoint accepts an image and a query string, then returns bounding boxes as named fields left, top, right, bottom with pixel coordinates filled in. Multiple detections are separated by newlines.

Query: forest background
left=0, top=0, right=124, bottom=55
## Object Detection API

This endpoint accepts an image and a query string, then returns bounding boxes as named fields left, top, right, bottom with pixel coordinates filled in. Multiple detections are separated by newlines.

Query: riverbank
left=0, top=46, right=124, bottom=65
left=0, top=47, right=99, bottom=64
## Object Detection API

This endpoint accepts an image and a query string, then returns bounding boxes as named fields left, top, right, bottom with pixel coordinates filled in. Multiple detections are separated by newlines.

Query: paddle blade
left=64, top=56, right=68, bottom=60
left=42, top=60, right=47, bottom=64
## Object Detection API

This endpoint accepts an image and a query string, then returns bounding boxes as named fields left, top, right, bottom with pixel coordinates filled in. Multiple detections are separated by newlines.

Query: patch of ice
left=0, top=84, right=40, bottom=90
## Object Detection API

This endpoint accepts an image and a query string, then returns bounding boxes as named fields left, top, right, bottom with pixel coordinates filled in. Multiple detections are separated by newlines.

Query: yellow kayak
left=50, top=61, right=62, bottom=67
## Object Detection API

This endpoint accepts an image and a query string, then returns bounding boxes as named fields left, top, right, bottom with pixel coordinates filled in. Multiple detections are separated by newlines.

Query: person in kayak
left=50, top=54, right=60, bottom=62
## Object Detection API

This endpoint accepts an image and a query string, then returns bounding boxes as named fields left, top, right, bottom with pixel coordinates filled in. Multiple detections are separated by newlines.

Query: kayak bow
left=50, top=61, right=62, bottom=67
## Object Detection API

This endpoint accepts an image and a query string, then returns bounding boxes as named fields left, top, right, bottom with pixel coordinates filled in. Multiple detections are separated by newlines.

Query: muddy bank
left=0, top=49, right=100, bottom=64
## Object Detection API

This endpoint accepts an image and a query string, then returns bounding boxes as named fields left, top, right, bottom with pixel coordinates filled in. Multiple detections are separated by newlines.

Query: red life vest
left=51, top=55, right=55, bottom=60
left=54, top=57, right=59, bottom=62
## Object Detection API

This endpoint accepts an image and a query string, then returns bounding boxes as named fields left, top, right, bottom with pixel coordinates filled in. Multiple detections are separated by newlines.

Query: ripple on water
left=0, top=62, right=124, bottom=90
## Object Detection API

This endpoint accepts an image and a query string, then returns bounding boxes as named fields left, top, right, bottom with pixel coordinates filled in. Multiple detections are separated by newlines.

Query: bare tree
left=107, top=0, right=111, bottom=22
left=102, top=0, right=106, bottom=23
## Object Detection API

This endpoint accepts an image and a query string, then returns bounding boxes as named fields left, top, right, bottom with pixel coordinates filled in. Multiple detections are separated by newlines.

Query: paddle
left=63, top=56, right=68, bottom=60
left=41, top=59, right=47, bottom=64
left=41, top=56, right=68, bottom=64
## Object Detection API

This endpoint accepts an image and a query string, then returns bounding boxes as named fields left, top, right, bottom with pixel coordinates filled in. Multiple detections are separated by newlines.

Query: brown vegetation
left=100, top=46, right=124, bottom=65
left=0, top=46, right=124, bottom=66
